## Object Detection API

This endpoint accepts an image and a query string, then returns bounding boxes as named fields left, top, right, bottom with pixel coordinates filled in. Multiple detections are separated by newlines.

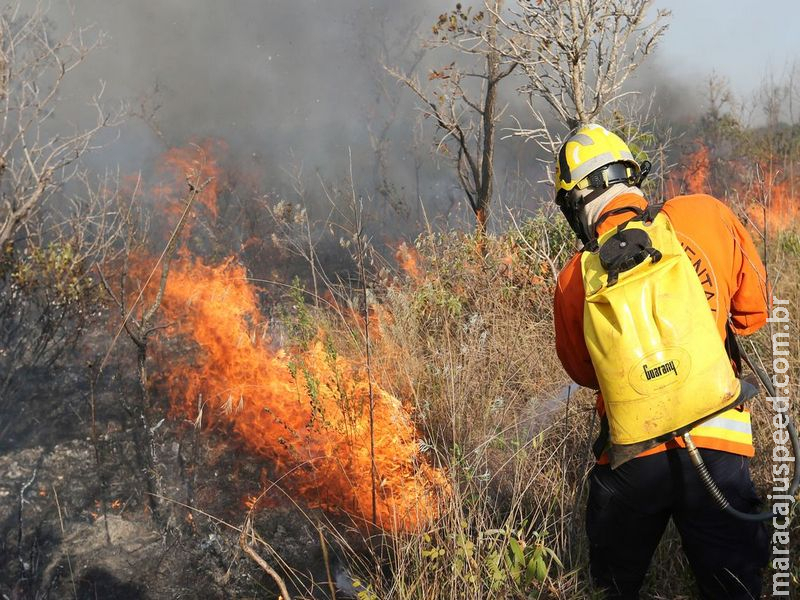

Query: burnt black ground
left=0, top=357, right=359, bottom=599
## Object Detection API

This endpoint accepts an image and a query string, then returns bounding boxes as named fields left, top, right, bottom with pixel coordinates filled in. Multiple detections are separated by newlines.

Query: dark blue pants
left=586, top=448, right=769, bottom=599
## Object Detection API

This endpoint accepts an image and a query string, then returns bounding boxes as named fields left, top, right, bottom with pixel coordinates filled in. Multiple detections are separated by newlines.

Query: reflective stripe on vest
left=595, top=407, right=754, bottom=465
left=691, top=407, right=752, bottom=448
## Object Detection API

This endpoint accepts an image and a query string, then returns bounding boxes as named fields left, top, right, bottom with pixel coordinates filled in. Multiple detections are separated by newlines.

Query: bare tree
left=389, top=2, right=517, bottom=236
left=496, top=0, right=669, bottom=159
left=98, top=174, right=209, bottom=530
left=0, top=3, right=122, bottom=410
left=0, top=3, right=120, bottom=251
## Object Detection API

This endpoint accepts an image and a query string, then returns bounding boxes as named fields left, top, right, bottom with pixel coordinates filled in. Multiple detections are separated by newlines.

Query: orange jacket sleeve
left=553, top=254, right=599, bottom=389
left=724, top=206, right=769, bottom=334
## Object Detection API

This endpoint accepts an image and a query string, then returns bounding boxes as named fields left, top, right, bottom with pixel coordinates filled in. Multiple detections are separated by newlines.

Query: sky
left=655, top=0, right=799, bottom=105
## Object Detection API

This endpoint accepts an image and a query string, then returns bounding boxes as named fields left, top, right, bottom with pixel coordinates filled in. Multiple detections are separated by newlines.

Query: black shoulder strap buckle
left=641, top=202, right=663, bottom=223
left=584, top=201, right=664, bottom=254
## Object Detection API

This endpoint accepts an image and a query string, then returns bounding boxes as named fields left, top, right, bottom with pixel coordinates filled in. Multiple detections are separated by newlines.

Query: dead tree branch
left=388, top=1, right=515, bottom=235
left=239, top=516, right=292, bottom=600
left=98, top=175, right=210, bottom=529
left=495, top=0, right=669, bottom=157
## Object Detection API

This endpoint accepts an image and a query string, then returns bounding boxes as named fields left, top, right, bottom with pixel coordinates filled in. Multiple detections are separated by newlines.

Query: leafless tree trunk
left=389, top=2, right=516, bottom=237
left=99, top=176, right=209, bottom=529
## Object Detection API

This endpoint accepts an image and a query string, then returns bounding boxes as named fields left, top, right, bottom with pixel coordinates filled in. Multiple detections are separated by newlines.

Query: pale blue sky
left=655, top=1, right=799, bottom=104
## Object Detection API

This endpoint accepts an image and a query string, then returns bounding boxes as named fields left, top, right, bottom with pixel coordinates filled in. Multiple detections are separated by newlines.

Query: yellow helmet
left=555, top=124, right=639, bottom=200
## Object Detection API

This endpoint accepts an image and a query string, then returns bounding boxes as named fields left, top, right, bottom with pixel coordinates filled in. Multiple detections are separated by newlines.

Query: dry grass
left=273, top=215, right=800, bottom=598
left=313, top=220, right=592, bottom=599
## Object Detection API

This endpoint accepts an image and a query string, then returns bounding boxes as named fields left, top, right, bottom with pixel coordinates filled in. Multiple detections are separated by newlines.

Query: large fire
left=160, top=258, right=445, bottom=531
left=666, top=139, right=798, bottom=234
left=141, top=142, right=445, bottom=532
left=745, top=173, right=799, bottom=233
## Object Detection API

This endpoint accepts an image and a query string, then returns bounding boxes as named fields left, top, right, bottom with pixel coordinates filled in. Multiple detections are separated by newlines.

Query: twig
left=573, top=408, right=596, bottom=563
left=317, top=523, right=337, bottom=600
left=96, top=176, right=211, bottom=375
left=239, top=516, right=292, bottom=600
left=88, top=365, right=112, bottom=545
left=53, top=486, right=77, bottom=599
left=349, top=152, right=378, bottom=527
left=17, top=467, right=37, bottom=574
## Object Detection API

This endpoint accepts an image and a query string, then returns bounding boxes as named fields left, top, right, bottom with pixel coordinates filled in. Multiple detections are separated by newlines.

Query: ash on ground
left=0, top=363, right=367, bottom=599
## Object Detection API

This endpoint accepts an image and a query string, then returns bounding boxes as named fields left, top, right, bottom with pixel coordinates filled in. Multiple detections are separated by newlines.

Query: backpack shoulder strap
left=592, top=205, right=644, bottom=235
left=585, top=200, right=662, bottom=252
left=641, top=201, right=664, bottom=223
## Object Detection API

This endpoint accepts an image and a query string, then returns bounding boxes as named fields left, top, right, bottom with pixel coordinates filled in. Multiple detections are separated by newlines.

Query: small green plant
left=411, top=515, right=563, bottom=597
left=279, top=276, right=316, bottom=350
left=279, top=278, right=372, bottom=441
left=481, top=524, right=563, bottom=592
left=12, top=241, right=96, bottom=305
left=777, top=228, right=800, bottom=257
left=352, top=578, right=380, bottom=600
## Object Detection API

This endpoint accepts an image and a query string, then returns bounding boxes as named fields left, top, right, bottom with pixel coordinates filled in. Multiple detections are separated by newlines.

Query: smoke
left=44, top=1, right=724, bottom=233
left=53, top=1, right=431, bottom=169
left=628, top=53, right=706, bottom=127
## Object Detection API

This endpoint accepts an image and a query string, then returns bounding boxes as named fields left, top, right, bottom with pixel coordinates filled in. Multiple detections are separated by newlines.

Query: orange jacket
left=554, top=192, right=769, bottom=458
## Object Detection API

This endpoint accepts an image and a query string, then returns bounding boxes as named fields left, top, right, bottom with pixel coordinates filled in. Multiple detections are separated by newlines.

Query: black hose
left=736, top=337, right=800, bottom=499
left=683, top=432, right=775, bottom=522
left=684, top=335, right=800, bottom=522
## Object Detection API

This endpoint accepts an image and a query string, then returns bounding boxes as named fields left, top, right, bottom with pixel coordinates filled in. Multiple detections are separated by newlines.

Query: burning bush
left=158, top=257, right=447, bottom=531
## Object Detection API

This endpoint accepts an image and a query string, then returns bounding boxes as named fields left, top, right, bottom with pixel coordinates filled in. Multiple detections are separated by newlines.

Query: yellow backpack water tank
left=581, top=208, right=749, bottom=467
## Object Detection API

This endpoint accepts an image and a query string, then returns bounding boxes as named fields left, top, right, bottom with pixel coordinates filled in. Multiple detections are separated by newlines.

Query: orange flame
left=122, top=141, right=446, bottom=531
left=395, top=241, right=422, bottom=281
left=745, top=170, right=799, bottom=233
left=666, top=140, right=799, bottom=234
left=152, top=139, right=226, bottom=229
left=159, top=257, right=446, bottom=531
left=666, top=142, right=710, bottom=197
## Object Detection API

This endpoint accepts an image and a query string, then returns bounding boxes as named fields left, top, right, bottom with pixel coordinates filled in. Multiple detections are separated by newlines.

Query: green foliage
left=279, top=278, right=368, bottom=439
left=412, top=518, right=562, bottom=596
left=11, top=241, right=96, bottom=306
left=1, top=239, right=101, bottom=399
left=301, top=364, right=325, bottom=428
left=322, top=333, right=363, bottom=434
left=352, top=578, right=379, bottom=600
left=280, top=276, right=316, bottom=351
left=411, top=277, right=464, bottom=321
left=280, top=277, right=327, bottom=429
left=777, top=228, right=800, bottom=257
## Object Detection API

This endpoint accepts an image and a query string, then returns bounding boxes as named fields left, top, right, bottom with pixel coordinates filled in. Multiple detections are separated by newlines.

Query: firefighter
left=552, top=124, right=770, bottom=599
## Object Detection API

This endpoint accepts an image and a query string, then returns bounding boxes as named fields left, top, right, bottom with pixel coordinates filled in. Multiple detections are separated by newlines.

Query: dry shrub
left=339, top=219, right=598, bottom=598
left=379, top=225, right=568, bottom=450
left=747, top=226, right=800, bottom=590
left=298, top=215, right=799, bottom=598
